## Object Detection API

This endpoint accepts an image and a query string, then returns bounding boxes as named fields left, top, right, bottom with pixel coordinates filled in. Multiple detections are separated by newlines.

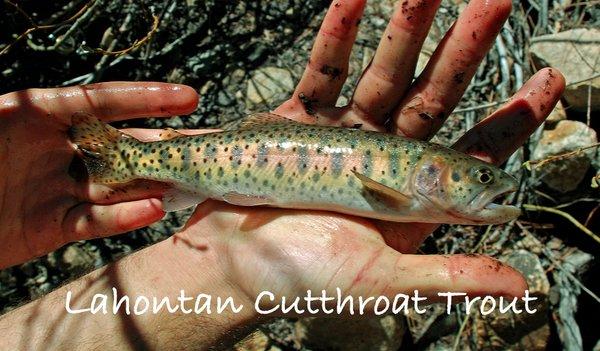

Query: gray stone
left=474, top=250, right=551, bottom=351
left=530, top=28, right=600, bottom=112
left=546, top=101, right=567, bottom=123
left=551, top=249, right=593, bottom=350
left=246, top=67, right=295, bottom=107
left=60, top=245, right=98, bottom=275
left=296, top=316, right=406, bottom=351
left=235, top=330, right=269, bottom=351
left=531, top=120, right=597, bottom=192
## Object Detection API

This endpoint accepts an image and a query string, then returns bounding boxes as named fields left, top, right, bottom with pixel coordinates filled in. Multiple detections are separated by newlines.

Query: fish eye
left=474, top=167, right=494, bottom=184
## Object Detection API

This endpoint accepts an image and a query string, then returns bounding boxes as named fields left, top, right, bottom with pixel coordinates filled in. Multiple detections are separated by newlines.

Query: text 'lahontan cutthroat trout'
left=69, top=112, right=520, bottom=225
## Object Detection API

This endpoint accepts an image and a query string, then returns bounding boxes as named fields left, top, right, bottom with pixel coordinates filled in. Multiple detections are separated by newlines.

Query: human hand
left=174, top=0, right=565, bottom=312
left=0, top=1, right=567, bottom=349
left=0, top=82, right=198, bottom=268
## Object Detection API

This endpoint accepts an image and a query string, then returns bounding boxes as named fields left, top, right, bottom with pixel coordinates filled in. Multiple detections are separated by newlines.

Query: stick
left=522, top=204, right=600, bottom=245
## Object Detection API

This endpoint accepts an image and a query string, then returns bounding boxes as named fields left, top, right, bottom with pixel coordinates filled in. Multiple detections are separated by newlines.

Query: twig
left=584, top=204, right=600, bottom=227
left=495, top=36, right=511, bottom=100
left=523, top=142, right=600, bottom=170
left=452, top=100, right=506, bottom=114
left=452, top=310, right=472, bottom=351
left=554, top=0, right=600, bottom=10
left=84, top=14, right=159, bottom=56
left=522, top=204, right=600, bottom=245
left=529, top=37, right=600, bottom=44
left=48, top=0, right=101, bottom=51
left=472, top=225, right=493, bottom=253
left=0, top=0, right=97, bottom=55
left=517, top=222, right=600, bottom=304
left=566, top=72, right=600, bottom=87
left=538, top=0, right=548, bottom=34
left=587, top=83, right=592, bottom=126
left=553, top=197, right=600, bottom=209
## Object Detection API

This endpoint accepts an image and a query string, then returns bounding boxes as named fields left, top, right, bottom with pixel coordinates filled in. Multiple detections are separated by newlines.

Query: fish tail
left=68, top=112, right=135, bottom=184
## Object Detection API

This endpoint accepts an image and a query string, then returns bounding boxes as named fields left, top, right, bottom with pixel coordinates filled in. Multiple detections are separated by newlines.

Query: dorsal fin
left=159, top=128, right=186, bottom=141
left=221, top=112, right=299, bottom=130
left=352, top=171, right=412, bottom=209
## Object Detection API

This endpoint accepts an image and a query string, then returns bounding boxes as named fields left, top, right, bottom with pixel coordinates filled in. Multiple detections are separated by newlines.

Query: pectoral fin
left=163, top=187, right=207, bottom=212
left=352, top=171, right=412, bottom=209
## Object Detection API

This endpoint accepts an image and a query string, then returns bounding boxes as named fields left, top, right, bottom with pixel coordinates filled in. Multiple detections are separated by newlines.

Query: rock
left=296, top=316, right=406, bottom=351
left=546, top=101, right=567, bottom=123
left=404, top=304, right=453, bottom=347
left=361, top=47, right=375, bottom=72
left=235, top=330, right=269, bottom=351
left=546, top=237, right=564, bottom=251
left=506, top=250, right=550, bottom=296
left=530, top=28, right=600, bottom=112
left=246, top=67, right=294, bottom=107
left=415, top=21, right=442, bottom=77
left=61, top=245, right=98, bottom=275
left=531, top=120, right=597, bottom=192
left=551, top=249, right=593, bottom=350
left=473, top=251, right=551, bottom=351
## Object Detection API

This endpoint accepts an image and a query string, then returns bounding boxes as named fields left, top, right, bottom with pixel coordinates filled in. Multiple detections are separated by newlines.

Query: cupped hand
left=174, top=0, right=565, bottom=310
left=0, top=82, right=198, bottom=268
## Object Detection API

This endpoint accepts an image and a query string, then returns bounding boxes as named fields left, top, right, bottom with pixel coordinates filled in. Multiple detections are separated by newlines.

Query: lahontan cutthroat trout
left=69, top=112, right=520, bottom=225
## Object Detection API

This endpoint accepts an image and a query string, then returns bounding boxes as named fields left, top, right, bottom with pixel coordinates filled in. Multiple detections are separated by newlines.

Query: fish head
left=411, top=152, right=521, bottom=224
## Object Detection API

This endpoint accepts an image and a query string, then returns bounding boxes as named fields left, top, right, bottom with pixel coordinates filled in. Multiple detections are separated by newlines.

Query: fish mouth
left=413, top=175, right=521, bottom=224
left=468, top=184, right=521, bottom=223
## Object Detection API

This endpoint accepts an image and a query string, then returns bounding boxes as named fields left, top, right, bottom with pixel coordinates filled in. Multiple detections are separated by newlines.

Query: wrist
left=148, top=230, right=262, bottom=336
left=0, top=230, right=262, bottom=350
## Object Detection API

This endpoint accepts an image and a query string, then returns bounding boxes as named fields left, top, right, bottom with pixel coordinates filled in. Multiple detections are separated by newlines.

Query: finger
left=379, top=68, right=566, bottom=253
left=453, top=68, right=566, bottom=164
left=392, top=0, right=512, bottom=139
left=0, top=82, right=198, bottom=124
left=62, top=198, right=164, bottom=241
left=79, top=180, right=169, bottom=204
left=289, top=0, right=366, bottom=113
left=350, top=0, right=441, bottom=123
left=344, top=250, right=529, bottom=302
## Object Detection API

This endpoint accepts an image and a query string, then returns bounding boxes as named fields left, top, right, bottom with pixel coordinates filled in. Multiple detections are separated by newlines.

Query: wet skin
left=0, top=1, right=565, bottom=349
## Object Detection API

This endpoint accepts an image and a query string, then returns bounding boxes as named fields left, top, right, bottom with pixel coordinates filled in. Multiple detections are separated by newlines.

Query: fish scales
left=69, top=112, right=521, bottom=225
left=133, top=124, right=420, bottom=215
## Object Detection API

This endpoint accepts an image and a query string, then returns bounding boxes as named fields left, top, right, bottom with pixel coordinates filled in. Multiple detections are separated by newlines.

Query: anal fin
left=163, top=187, right=207, bottom=212
left=222, top=192, right=273, bottom=207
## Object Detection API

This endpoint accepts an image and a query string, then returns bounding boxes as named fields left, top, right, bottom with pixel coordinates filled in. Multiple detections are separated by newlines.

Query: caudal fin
left=68, top=112, right=135, bottom=184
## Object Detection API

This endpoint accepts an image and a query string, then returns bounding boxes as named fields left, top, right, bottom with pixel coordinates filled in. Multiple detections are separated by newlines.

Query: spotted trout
left=69, top=112, right=520, bottom=225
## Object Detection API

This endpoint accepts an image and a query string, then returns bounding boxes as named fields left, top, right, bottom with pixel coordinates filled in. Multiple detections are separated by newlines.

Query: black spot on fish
left=275, top=162, right=284, bottom=179
left=452, top=171, right=461, bottom=182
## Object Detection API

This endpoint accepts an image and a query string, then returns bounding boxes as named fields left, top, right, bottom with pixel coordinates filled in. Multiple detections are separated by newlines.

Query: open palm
left=172, top=0, right=565, bottom=305
left=0, top=0, right=566, bottom=303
